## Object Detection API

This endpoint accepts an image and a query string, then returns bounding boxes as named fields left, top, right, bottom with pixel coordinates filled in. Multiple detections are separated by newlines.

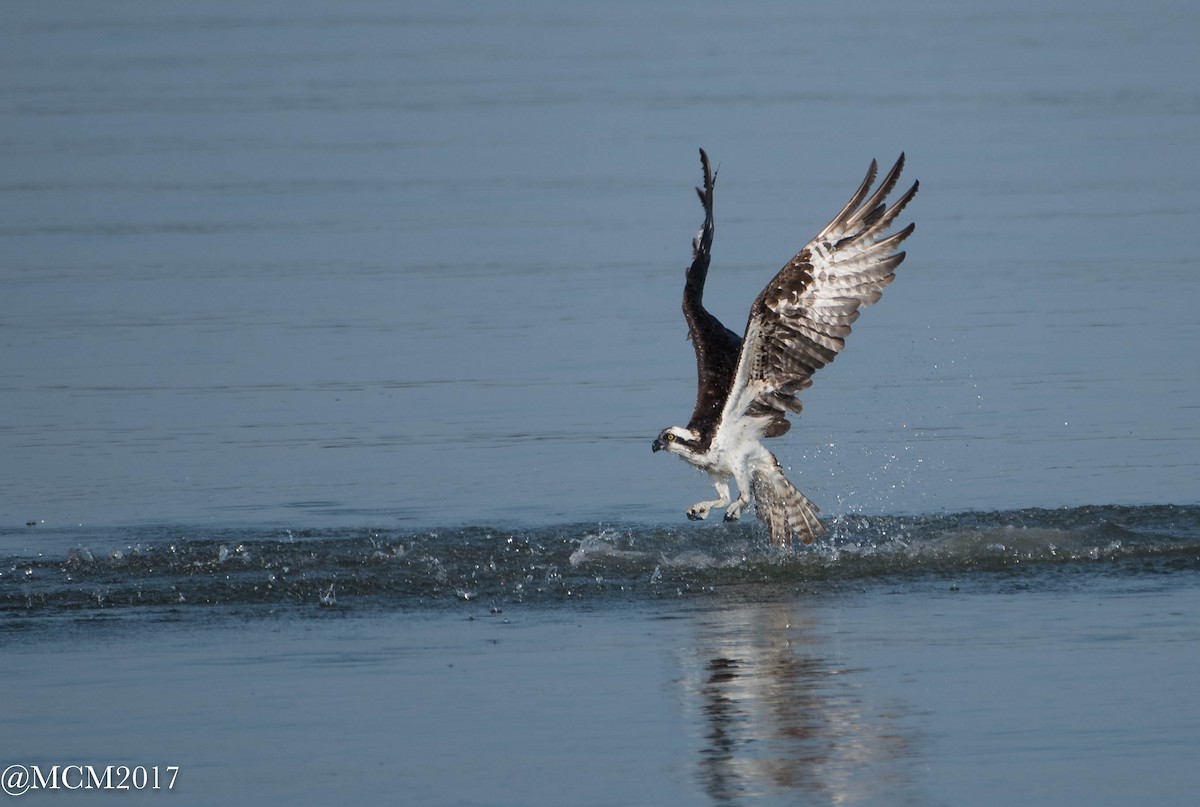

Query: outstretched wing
left=682, top=148, right=743, bottom=444
left=722, top=154, right=919, bottom=438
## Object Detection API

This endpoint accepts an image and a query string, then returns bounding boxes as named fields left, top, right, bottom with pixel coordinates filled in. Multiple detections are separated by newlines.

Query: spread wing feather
left=682, top=149, right=742, bottom=446
left=722, top=154, right=919, bottom=438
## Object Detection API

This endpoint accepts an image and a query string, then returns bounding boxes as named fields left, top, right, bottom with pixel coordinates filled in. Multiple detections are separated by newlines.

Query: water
left=2, top=0, right=1199, bottom=804
left=4, top=510, right=1199, bottom=806
left=4, top=505, right=1199, bottom=618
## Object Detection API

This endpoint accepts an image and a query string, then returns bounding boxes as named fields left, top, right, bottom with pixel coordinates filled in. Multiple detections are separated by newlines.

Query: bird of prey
left=652, top=149, right=918, bottom=546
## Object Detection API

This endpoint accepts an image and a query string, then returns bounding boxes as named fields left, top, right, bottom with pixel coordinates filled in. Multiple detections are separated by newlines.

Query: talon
left=687, top=507, right=708, bottom=521
left=724, top=498, right=748, bottom=522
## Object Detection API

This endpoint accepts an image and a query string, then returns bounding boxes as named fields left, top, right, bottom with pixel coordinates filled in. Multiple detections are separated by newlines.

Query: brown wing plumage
left=682, top=148, right=742, bottom=449
left=729, top=154, right=919, bottom=437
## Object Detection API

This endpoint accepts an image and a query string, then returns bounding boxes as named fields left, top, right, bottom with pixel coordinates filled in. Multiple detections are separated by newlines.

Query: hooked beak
left=651, top=438, right=664, bottom=453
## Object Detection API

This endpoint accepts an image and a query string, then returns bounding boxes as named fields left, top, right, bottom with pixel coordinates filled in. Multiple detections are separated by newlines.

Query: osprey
left=652, top=149, right=918, bottom=547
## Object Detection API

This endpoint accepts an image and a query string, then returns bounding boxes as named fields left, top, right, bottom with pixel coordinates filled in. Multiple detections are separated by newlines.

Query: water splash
left=2, top=505, right=1198, bottom=623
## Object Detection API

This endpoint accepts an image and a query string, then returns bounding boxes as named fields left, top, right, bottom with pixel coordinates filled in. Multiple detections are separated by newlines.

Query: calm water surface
left=2, top=1, right=1199, bottom=805
left=2, top=0, right=1196, bottom=528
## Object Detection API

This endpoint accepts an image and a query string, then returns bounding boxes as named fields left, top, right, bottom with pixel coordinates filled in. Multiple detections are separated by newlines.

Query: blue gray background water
left=2, top=1, right=1199, bottom=805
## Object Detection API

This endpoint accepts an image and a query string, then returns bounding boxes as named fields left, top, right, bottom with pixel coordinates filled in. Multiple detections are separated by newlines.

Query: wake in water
left=2, top=505, right=1199, bottom=622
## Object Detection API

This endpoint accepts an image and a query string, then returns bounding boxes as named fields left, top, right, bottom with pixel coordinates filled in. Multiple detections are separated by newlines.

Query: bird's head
left=652, top=426, right=701, bottom=458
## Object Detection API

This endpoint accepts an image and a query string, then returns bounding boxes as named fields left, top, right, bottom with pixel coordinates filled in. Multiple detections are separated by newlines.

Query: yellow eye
left=665, top=433, right=675, bottom=442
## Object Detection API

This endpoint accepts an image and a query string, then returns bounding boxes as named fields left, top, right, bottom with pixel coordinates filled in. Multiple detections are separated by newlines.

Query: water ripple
left=3, top=505, right=1198, bottom=624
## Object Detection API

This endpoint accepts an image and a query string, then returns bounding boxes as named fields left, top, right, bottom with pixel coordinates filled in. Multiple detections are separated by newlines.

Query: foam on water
left=2, top=505, right=1198, bottom=627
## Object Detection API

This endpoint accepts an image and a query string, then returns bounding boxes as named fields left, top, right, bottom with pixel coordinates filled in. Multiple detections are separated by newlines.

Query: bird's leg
left=687, top=478, right=731, bottom=521
left=723, top=493, right=751, bottom=522
left=723, top=468, right=753, bottom=522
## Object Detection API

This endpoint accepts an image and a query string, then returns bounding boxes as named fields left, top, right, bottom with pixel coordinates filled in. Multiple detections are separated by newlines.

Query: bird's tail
left=751, top=460, right=824, bottom=547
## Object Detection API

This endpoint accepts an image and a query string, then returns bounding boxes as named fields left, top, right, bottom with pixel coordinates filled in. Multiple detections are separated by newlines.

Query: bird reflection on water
left=684, top=602, right=922, bottom=805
